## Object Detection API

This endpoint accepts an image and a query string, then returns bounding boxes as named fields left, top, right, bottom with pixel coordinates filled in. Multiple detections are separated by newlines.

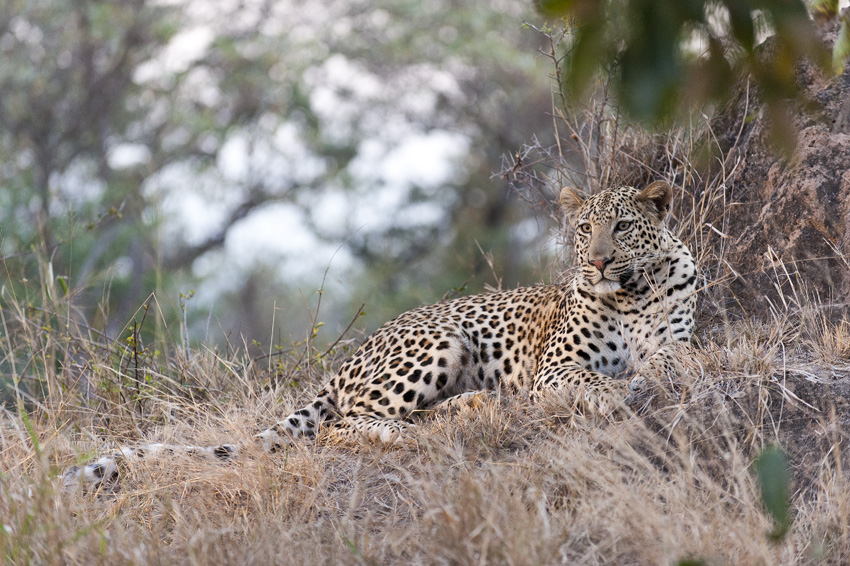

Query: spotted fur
left=257, top=180, right=698, bottom=447
left=65, top=181, right=697, bottom=490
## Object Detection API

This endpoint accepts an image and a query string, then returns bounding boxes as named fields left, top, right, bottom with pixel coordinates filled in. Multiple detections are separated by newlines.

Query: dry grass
left=2, top=271, right=850, bottom=565
left=5, top=49, right=850, bottom=566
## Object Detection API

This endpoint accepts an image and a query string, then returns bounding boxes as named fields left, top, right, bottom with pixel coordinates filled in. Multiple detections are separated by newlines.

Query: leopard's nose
left=589, top=257, right=612, bottom=272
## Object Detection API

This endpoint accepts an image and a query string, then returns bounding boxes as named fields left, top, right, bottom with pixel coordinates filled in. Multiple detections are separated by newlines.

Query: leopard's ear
left=559, top=186, right=585, bottom=226
left=635, top=181, right=671, bottom=223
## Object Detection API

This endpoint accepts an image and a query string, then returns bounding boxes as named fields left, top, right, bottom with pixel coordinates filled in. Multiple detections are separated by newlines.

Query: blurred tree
left=0, top=0, right=556, bottom=345
left=0, top=0, right=180, bottom=332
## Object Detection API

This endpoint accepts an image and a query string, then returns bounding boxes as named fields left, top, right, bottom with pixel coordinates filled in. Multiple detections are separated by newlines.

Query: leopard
left=63, top=180, right=697, bottom=490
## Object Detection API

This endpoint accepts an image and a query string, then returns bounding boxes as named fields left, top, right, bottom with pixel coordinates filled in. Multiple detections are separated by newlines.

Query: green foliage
left=835, top=13, right=850, bottom=74
left=537, top=0, right=838, bottom=130
left=755, top=444, right=792, bottom=542
left=673, top=445, right=792, bottom=562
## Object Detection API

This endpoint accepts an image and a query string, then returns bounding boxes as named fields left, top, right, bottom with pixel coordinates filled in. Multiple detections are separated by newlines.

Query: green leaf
left=538, top=0, right=608, bottom=98
left=724, top=0, right=756, bottom=52
left=755, top=444, right=792, bottom=542
left=57, top=276, right=69, bottom=296
left=566, top=16, right=607, bottom=96
left=834, top=15, right=850, bottom=75
left=616, top=0, right=683, bottom=122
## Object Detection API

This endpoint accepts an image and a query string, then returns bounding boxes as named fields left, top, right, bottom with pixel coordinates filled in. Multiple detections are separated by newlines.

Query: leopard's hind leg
left=256, top=386, right=338, bottom=451
left=323, top=391, right=500, bottom=444
left=424, top=390, right=498, bottom=414
left=319, top=414, right=410, bottom=444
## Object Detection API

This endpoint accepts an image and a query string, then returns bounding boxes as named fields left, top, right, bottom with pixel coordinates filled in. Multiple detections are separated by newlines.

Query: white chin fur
left=590, top=279, right=621, bottom=295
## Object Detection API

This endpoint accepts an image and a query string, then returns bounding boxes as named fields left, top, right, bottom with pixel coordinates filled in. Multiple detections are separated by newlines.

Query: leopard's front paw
left=580, top=383, right=626, bottom=417
left=628, top=373, right=647, bottom=393
left=624, top=370, right=666, bottom=410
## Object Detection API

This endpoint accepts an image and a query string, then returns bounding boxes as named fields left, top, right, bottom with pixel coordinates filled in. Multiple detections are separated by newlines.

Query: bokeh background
left=0, top=0, right=564, bottom=349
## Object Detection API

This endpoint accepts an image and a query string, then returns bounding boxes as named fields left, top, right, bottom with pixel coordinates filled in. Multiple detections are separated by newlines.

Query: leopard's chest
left=557, top=303, right=634, bottom=378
left=558, top=285, right=678, bottom=378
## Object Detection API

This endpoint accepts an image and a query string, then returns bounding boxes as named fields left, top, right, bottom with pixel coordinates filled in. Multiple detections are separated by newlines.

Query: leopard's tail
left=62, top=442, right=238, bottom=492
left=63, top=387, right=338, bottom=491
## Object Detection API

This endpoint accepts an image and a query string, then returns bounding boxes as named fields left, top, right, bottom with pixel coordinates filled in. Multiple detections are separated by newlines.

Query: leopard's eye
left=578, top=223, right=592, bottom=234
left=615, top=220, right=632, bottom=232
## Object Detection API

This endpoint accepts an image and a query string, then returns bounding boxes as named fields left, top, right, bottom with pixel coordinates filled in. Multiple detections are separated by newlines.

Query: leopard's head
left=560, top=182, right=671, bottom=295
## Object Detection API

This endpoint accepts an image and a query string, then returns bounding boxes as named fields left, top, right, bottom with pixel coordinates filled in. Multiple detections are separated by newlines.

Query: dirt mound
left=711, top=34, right=850, bottom=312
